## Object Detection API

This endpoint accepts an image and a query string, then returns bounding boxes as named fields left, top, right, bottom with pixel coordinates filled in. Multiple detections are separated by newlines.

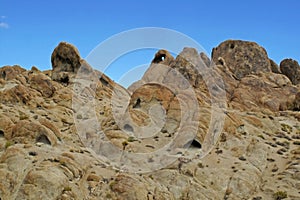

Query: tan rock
left=0, top=40, right=299, bottom=200
left=280, top=58, right=300, bottom=85
left=212, top=40, right=272, bottom=79
left=0, top=114, right=14, bottom=138
left=51, top=42, right=81, bottom=84
left=0, top=65, right=26, bottom=81
left=8, top=120, right=58, bottom=145
left=151, top=49, right=174, bottom=65
left=0, top=84, right=36, bottom=105
left=29, top=73, right=55, bottom=97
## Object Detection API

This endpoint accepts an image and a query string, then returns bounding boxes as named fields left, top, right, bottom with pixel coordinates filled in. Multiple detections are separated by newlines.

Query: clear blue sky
left=0, top=0, right=299, bottom=86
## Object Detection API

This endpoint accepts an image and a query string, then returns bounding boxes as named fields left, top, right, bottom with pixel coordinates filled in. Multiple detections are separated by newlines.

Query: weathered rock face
left=1, top=40, right=300, bottom=200
left=51, top=42, right=81, bottom=84
left=292, top=91, right=300, bottom=111
left=209, top=40, right=300, bottom=112
left=128, top=47, right=214, bottom=146
left=0, top=65, right=26, bottom=81
left=280, top=58, right=300, bottom=85
left=151, top=49, right=174, bottom=65
left=200, top=52, right=211, bottom=67
left=171, top=47, right=207, bottom=88
left=212, top=40, right=272, bottom=79
left=228, top=72, right=296, bottom=112
left=29, top=73, right=55, bottom=98
left=8, top=120, right=58, bottom=145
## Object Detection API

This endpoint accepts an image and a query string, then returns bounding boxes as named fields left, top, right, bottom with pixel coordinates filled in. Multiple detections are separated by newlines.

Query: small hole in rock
left=153, top=54, right=166, bottom=63
left=99, top=76, right=109, bottom=86
left=191, top=140, right=202, bottom=148
left=0, top=130, right=4, bottom=137
left=29, top=151, right=37, bottom=156
left=124, top=124, right=134, bottom=132
left=218, top=58, right=224, bottom=66
left=184, top=139, right=202, bottom=148
left=60, top=76, right=69, bottom=84
left=230, top=43, right=235, bottom=49
left=1, top=71, right=6, bottom=79
left=36, top=134, right=51, bottom=145
left=133, top=98, right=141, bottom=108
left=66, top=58, right=72, bottom=65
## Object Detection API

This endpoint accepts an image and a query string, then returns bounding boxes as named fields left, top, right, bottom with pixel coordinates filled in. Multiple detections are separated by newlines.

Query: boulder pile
left=0, top=40, right=299, bottom=199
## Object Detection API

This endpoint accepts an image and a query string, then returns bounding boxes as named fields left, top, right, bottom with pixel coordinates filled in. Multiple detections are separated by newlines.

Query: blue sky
left=0, top=0, right=299, bottom=86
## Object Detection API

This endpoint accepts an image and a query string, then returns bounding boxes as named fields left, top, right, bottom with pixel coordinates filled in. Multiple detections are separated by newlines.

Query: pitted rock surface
left=0, top=40, right=300, bottom=199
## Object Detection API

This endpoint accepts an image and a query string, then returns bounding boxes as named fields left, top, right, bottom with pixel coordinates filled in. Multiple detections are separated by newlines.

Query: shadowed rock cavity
left=36, top=134, right=51, bottom=145
left=151, top=49, right=174, bottom=65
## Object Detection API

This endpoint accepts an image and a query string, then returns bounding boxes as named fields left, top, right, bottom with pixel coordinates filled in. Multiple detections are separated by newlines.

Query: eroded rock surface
left=280, top=58, right=300, bottom=85
left=212, top=40, right=272, bottom=79
left=0, top=40, right=300, bottom=200
left=51, top=42, right=81, bottom=84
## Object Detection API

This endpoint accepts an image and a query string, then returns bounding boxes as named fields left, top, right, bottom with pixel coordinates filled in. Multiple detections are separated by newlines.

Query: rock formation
left=212, top=40, right=272, bottom=79
left=51, top=42, right=82, bottom=84
left=280, top=58, right=300, bottom=85
left=151, top=49, right=174, bottom=65
left=0, top=40, right=300, bottom=199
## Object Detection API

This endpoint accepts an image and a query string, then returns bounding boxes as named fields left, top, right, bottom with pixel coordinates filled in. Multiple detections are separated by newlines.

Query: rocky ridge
left=0, top=40, right=300, bottom=199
